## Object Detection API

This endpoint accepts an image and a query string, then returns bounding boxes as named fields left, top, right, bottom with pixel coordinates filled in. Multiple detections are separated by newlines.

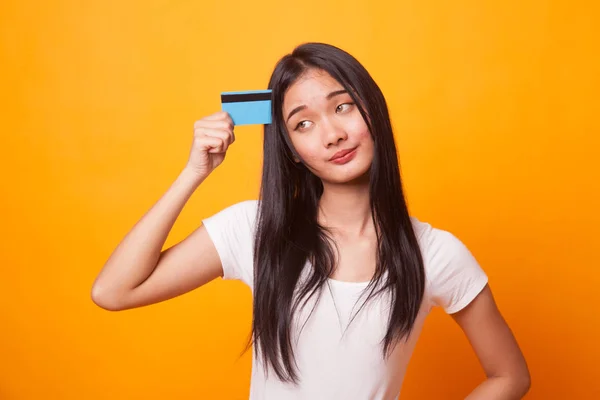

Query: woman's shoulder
left=214, top=199, right=260, bottom=219
left=410, top=215, right=488, bottom=312
left=202, top=199, right=260, bottom=234
left=409, top=216, right=480, bottom=274
left=410, top=216, right=463, bottom=253
left=229, top=198, right=260, bottom=214
left=227, top=198, right=260, bottom=210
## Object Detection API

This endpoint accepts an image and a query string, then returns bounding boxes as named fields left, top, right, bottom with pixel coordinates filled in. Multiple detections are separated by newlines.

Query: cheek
left=350, top=117, right=372, bottom=144
left=290, top=137, right=321, bottom=165
left=300, top=145, right=323, bottom=166
left=358, top=128, right=372, bottom=142
left=349, top=117, right=374, bottom=162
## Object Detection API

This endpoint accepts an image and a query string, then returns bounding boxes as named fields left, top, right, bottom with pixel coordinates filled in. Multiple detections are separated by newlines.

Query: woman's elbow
left=518, top=371, right=532, bottom=397
left=510, top=368, right=531, bottom=398
left=90, top=283, right=126, bottom=311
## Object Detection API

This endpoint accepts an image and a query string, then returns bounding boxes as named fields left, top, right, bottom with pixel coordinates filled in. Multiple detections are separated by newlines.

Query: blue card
left=221, top=90, right=272, bottom=126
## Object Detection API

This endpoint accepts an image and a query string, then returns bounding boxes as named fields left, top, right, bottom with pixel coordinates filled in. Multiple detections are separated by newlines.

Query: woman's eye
left=295, top=120, right=312, bottom=130
left=336, top=103, right=354, bottom=113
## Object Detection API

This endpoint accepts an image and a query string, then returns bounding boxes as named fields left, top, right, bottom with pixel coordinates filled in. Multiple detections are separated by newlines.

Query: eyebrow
left=285, top=89, right=348, bottom=123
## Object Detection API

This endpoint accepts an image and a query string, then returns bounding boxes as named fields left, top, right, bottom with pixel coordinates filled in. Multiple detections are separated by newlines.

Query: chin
left=321, top=162, right=372, bottom=185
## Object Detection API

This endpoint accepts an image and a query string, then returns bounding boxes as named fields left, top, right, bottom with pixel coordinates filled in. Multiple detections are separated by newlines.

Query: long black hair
left=250, top=42, right=425, bottom=383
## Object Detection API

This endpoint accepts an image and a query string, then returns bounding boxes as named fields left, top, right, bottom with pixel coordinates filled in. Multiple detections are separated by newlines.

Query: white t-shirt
left=202, top=200, right=488, bottom=400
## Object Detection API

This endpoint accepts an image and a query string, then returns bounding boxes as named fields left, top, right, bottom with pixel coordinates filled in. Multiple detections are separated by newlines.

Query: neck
left=318, top=176, right=374, bottom=237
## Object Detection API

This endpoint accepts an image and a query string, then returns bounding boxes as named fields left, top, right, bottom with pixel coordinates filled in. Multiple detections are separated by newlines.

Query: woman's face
left=282, top=68, right=374, bottom=185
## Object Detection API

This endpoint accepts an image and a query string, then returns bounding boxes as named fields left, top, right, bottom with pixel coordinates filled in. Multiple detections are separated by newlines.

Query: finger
left=195, top=127, right=232, bottom=144
left=222, top=112, right=234, bottom=127
left=207, top=111, right=234, bottom=128
left=202, top=110, right=230, bottom=121
left=196, top=135, right=225, bottom=154
left=195, top=128, right=232, bottom=151
left=194, top=118, right=234, bottom=132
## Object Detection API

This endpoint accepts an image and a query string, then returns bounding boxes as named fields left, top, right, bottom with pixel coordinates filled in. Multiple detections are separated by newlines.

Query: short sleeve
left=201, top=200, right=258, bottom=288
left=420, top=224, right=489, bottom=314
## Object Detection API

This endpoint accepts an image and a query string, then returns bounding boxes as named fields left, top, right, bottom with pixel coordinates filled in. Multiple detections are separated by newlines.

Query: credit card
left=221, top=90, right=272, bottom=126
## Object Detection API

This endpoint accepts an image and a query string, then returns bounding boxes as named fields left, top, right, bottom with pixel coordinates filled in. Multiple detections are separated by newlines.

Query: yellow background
left=1, top=0, right=599, bottom=398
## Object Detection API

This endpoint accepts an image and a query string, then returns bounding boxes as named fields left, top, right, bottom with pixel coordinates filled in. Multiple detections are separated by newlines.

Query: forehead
left=282, top=69, right=344, bottom=111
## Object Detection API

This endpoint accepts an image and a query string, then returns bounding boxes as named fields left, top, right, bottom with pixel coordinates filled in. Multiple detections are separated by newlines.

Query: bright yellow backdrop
left=1, top=0, right=598, bottom=398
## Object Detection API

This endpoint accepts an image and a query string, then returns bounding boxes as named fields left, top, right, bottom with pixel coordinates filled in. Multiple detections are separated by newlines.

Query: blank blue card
left=221, top=90, right=272, bottom=126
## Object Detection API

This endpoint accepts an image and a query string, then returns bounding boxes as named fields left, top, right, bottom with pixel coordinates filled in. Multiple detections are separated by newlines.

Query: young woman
left=91, top=43, right=530, bottom=399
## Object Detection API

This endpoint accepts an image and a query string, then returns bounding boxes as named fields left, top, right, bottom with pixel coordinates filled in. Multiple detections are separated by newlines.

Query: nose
left=322, top=118, right=348, bottom=147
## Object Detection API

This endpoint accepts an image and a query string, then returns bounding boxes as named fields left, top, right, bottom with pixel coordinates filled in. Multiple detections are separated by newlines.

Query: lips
left=329, top=147, right=358, bottom=161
